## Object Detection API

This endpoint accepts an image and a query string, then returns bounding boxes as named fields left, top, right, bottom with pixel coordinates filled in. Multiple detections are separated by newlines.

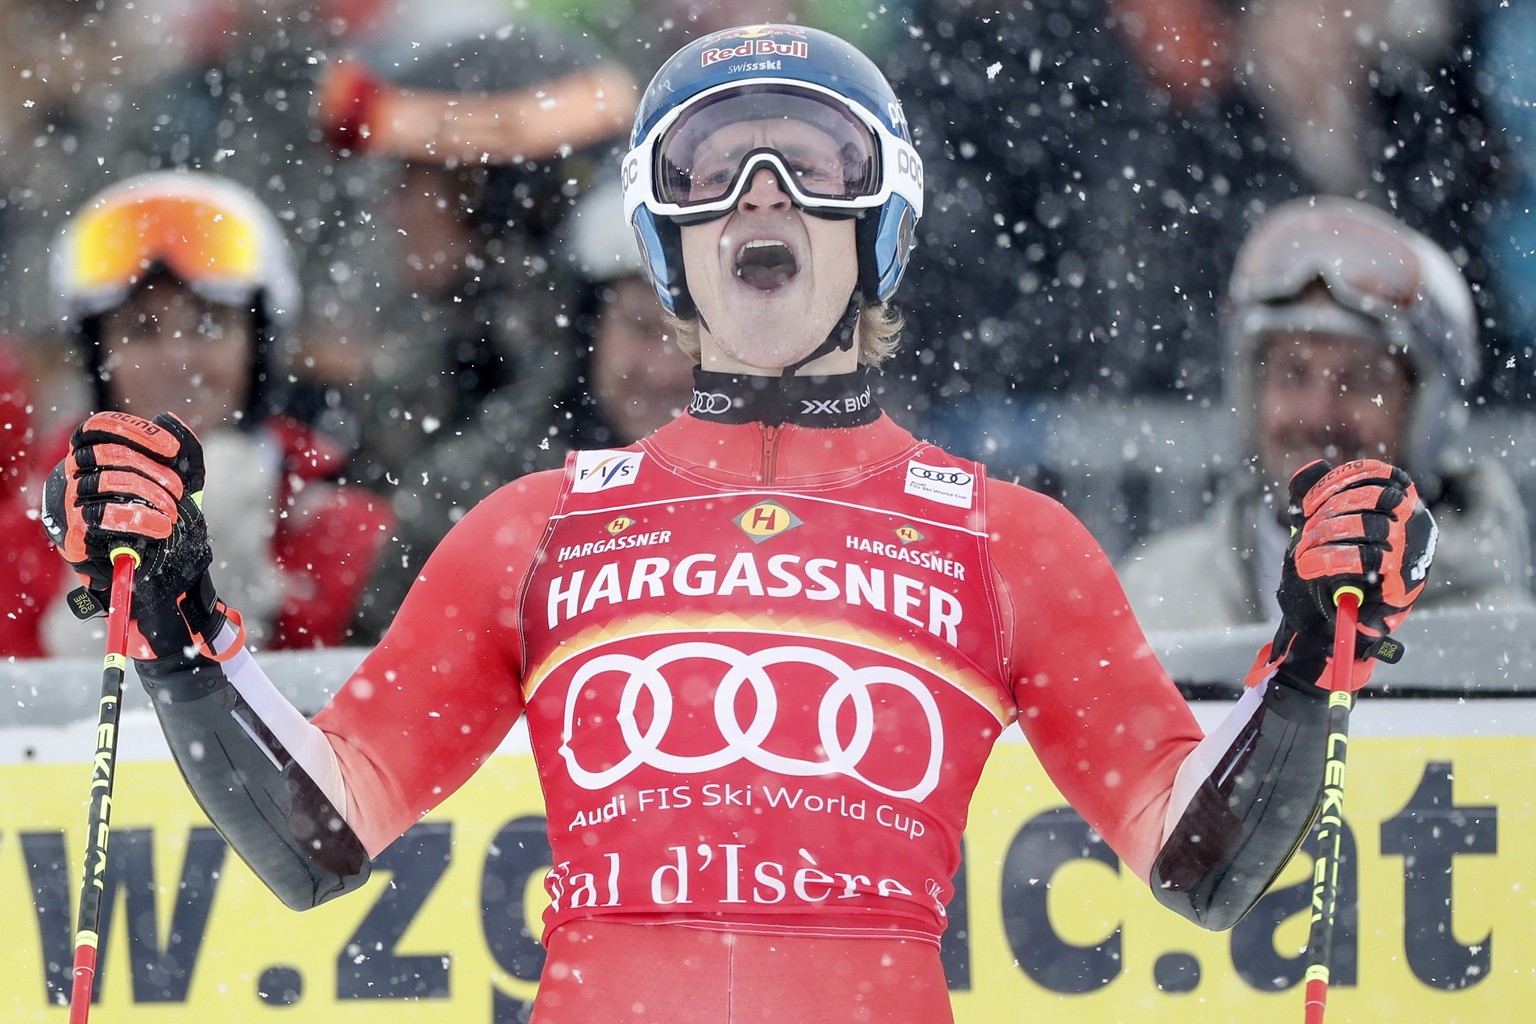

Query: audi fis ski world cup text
left=565, top=783, right=928, bottom=841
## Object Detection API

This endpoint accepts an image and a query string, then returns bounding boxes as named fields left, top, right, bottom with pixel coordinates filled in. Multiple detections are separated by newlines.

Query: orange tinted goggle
left=65, top=194, right=263, bottom=297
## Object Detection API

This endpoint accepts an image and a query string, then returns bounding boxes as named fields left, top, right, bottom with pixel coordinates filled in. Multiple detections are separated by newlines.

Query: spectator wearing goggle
left=1121, top=196, right=1533, bottom=628
left=51, top=172, right=298, bottom=433
left=23, top=171, right=395, bottom=658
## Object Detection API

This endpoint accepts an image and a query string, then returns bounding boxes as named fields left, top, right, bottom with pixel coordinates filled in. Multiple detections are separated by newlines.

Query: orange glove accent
left=1263, top=458, right=1436, bottom=692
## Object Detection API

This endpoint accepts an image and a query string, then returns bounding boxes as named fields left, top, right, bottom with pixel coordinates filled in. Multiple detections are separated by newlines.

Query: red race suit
left=134, top=379, right=1333, bottom=1021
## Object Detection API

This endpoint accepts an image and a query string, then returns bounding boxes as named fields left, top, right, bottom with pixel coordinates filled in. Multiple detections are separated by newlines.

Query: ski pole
left=69, top=547, right=140, bottom=1024
left=1302, top=585, right=1362, bottom=1024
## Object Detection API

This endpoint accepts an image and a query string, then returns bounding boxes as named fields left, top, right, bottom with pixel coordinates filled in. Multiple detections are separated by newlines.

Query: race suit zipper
left=760, top=424, right=781, bottom=485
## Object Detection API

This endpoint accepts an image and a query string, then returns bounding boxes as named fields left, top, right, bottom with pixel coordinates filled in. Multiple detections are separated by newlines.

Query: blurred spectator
left=0, top=0, right=180, bottom=430
left=76, top=1, right=410, bottom=466
left=1241, top=0, right=1526, bottom=402
left=355, top=174, right=691, bottom=637
left=883, top=0, right=1513, bottom=473
left=13, top=172, right=394, bottom=658
left=304, top=23, right=639, bottom=482
left=1, top=0, right=416, bottom=463
left=0, top=336, right=32, bottom=503
left=0, top=1, right=174, bottom=656
left=111, top=1, right=397, bottom=279
left=1120, top=197, right=1532, bottom=629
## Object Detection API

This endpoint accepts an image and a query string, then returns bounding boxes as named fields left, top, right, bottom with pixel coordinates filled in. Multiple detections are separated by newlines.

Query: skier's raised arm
left=1148, top=458, right=1434, bottom=927
left=43, top=406, right=544, bottom=909
left=43, top=410, right=369, bottom=909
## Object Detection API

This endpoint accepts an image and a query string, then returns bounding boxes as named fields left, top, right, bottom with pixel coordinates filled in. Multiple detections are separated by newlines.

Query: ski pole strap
left=130, top=571, right=246, bottom=663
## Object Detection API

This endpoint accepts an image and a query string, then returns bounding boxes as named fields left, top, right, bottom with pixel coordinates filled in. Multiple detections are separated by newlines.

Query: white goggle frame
left=622, top=79, right=924, bottom=226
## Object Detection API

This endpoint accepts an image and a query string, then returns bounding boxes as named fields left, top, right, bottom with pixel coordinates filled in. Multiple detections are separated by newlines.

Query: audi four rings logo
left=559, top=642, right=944, bottom=800
left=910, top=466, right=972, bottom=486
left=690, top=390, right=733, bottom=416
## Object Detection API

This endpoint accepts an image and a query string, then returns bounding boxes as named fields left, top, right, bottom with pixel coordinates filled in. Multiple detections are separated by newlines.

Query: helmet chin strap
left=693, top=289, right=861, bottom=381
left=782, top=291, right=861, bottom=379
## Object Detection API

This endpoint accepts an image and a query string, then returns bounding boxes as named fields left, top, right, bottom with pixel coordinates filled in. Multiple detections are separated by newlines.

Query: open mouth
left=734, top=239, right=799, bottom=291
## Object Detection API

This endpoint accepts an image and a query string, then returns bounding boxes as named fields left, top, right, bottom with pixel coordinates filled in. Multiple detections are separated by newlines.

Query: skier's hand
left=41, top=411, right=212, bottom=620
left=1270, top=458, right=1436, bottom=689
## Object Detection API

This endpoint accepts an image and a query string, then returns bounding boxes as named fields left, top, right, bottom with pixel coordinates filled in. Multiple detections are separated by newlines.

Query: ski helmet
left=1224, top=195, right=1478, bottom=482
left=623, top=24, right=924, bottom=316
left=51, top=170, right=299, bottom=421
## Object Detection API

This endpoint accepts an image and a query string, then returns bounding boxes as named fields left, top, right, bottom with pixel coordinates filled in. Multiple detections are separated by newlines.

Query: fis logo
left=734, top=500, right=803, bottom=543
left=573, top=450, right=643, bottom=493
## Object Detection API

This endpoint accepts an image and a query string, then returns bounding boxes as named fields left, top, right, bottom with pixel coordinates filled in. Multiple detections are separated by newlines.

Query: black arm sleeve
left=134, top=587, right=371, bottom=911
left=1149, top=677, right=1329, bottom=931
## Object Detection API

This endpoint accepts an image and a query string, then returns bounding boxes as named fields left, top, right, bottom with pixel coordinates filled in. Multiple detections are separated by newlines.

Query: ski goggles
left=624, top=82, right=923, bottom=222
left=58, top=192, right=267, bottom=316
left=1231, top=205, right=1426, bottom=319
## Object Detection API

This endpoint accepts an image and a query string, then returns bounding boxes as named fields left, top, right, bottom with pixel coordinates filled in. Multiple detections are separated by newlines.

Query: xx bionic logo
left=559, top=640, right=944, bottom=800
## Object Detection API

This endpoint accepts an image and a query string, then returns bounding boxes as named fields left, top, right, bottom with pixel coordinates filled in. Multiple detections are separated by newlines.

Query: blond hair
left=666, top=300, right=905, bottom=367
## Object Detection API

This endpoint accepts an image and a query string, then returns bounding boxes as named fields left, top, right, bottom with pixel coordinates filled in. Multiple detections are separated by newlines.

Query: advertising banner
left=2, top=705, right=1527, bottom=1022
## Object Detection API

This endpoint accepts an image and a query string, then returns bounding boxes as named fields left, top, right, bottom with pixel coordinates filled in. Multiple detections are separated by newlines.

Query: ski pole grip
left=1329, top=588, right=1362, bottom=693
left=1332, top=586, right=1364, bottom=609
left=109, top=546, right=142, bottom=569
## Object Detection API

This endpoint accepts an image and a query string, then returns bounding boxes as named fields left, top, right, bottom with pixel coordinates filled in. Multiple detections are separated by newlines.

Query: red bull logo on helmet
left=701, top=38, right=810, bottom=67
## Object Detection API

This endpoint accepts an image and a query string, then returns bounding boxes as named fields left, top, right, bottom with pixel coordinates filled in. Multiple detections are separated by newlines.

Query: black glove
left=41, top=411, right=232, bottom=658
left=1268, top=458, right=1437, bottom=690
